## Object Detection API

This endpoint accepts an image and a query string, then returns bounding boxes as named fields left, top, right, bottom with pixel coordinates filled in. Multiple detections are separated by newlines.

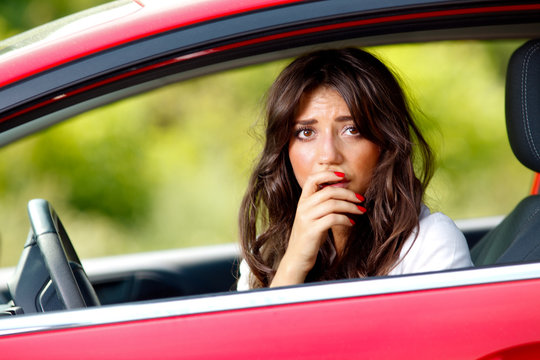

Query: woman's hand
left=270, top=171, right=365, bottom=287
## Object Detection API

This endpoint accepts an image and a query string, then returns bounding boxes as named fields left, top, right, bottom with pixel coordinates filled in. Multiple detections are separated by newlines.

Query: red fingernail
left=355, top=193, right=365, bottom=202
left=357, top=205, right=367, bottom=213
left=349, top=218, right=355, bottom=225
left=334, top=171, right=345, bottom=177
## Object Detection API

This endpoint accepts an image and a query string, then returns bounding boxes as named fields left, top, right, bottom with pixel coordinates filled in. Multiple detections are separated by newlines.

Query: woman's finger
left=304, top=198, right=366, bottom=221
left=300, top=170, right=349, bottom=198
left=304, top=185, right=364, bottom=207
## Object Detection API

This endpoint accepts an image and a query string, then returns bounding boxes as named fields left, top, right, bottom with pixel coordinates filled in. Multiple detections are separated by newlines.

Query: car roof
left=1, top=0, right=538, bottom=86
left=0, top=0, right=539, bottom=145
left=0, top=0, right=299, bottom=88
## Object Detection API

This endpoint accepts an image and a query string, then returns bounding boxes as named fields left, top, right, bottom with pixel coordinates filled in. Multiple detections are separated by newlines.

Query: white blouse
left=237, top=205, right=473, bottom=290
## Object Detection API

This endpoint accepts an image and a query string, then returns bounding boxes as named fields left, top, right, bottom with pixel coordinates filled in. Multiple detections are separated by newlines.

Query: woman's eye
left=296, top=128, right=314, bottom=139
left=344, top=126, right=359, bottom=135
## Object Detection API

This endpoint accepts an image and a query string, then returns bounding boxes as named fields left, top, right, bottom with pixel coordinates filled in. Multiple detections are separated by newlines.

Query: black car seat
left=471, top=39, right=540, bottom=266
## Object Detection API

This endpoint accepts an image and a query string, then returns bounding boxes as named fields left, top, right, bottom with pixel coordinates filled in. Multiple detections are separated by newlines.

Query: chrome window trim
left=455, top=215, right=504, bottom=231
left=1, top=261, right=540, bottom=337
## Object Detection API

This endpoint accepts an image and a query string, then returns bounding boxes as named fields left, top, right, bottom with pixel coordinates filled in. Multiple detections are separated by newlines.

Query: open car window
left=0, top=39, right=531, bottom=268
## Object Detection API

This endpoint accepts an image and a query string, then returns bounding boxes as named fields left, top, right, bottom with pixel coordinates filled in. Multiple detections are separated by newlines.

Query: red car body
left=3, top=274, right=540, bottom=359
left=0, top=0, right=540, bottom=358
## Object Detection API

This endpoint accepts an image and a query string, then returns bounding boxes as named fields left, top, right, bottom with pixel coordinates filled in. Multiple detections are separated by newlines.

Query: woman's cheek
left=289, top=145, right=314, bottom=189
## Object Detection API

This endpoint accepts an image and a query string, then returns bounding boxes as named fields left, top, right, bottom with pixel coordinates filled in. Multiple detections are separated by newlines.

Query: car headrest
left=506, top=39, right=540, bottom=172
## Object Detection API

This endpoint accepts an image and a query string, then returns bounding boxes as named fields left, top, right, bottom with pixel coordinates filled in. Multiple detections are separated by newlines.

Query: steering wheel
left=9, top=199, right=99, bottom=313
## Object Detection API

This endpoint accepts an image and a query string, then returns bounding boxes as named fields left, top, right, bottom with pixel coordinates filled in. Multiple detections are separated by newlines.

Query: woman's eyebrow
left=336, top=115, right=354, bottom=122
left=294, top=119, right=317, bottom=125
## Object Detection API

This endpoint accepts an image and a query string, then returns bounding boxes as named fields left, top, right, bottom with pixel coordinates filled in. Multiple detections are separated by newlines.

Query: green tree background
left=0, top=1, right=533, bottom=266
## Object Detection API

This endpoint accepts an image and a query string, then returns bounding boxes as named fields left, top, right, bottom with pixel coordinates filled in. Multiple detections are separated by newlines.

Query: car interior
left=471, top=39, right=540, bottom=266
left=0, top=37, right=539, bottom=315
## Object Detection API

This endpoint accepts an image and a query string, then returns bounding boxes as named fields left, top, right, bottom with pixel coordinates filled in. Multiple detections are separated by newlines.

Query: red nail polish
left=355, top=193, right=365, bottom=202
left=349, top=218, right=355, bottom=225
left=334, top=171, right=345, bottom=177
left=357, top=205, right=367, bottom=213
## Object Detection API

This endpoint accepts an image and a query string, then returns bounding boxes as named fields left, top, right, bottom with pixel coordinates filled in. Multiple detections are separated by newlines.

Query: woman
left=238, top=48, right=472, bottom=290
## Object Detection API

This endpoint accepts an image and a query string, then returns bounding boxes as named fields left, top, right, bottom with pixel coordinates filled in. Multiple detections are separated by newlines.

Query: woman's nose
left=317, top=134, right=343, bottom=165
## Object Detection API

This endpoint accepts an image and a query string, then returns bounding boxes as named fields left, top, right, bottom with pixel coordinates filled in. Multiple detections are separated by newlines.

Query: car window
left=372, top=40, right=530, bottom=219
left=0, top=39, right=531, bottom=267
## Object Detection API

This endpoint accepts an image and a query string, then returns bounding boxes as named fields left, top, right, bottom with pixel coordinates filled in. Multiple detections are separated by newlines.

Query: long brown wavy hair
left=239, top=48, right=433, bottom=288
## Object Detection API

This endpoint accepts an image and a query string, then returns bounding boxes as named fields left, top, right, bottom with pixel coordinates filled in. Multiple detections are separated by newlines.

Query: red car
left=0, top=0, right=540, bottom=358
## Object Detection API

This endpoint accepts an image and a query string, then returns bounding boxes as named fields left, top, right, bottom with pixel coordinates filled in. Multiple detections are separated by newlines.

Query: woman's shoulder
left=389, top=205, right=473, bottom=275
left=417, top=206, right=465, bottom=243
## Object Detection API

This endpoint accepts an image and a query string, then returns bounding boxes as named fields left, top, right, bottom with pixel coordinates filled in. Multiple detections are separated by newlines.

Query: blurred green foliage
left=0, top=1, right=533, bottom=266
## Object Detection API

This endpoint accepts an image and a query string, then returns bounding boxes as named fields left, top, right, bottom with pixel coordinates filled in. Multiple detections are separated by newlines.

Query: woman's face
left=288, top=86, right=380, bottom=195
